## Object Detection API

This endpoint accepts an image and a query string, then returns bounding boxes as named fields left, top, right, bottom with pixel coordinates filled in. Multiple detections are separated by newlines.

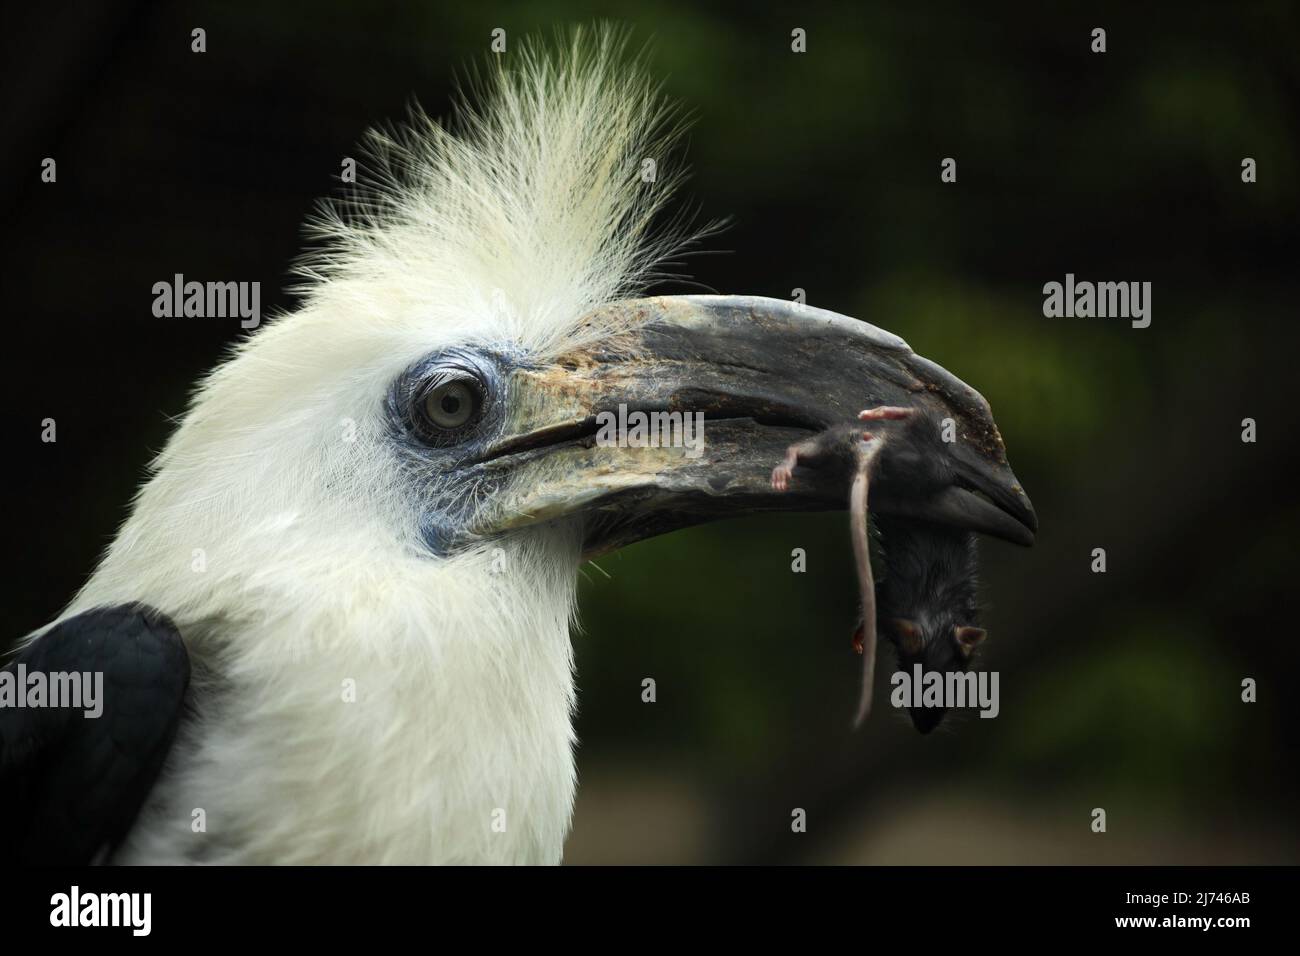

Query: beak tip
left=1016, top=498, right=1039, bottom=539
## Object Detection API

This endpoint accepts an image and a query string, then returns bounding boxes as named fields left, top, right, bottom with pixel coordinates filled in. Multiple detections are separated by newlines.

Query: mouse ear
left=887, top=618, right=924, bottom=655
left=954, top=626, right=987, bottom=659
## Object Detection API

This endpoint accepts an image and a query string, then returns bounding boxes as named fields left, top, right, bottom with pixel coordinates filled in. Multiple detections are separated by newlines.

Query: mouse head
left=885, top=617, right=986, bottom=734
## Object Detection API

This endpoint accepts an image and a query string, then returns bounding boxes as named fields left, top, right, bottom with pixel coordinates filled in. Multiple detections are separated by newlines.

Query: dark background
left=2, top=1, right=1297, bottom=863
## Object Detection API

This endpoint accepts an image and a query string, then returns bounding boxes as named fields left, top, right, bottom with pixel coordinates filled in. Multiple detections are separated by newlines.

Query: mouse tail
left=849, top=465, right=877, bottom=729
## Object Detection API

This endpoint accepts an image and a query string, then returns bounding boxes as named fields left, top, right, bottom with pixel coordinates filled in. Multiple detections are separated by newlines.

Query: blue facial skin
left=384, top=346, right=531, bottom=556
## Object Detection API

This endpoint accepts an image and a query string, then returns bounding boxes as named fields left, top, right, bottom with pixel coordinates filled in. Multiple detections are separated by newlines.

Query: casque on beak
left=463, top=295, right=1036, bottom=557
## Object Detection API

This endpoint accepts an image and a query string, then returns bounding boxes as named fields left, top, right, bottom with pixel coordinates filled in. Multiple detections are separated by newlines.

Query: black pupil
left=440, top=393, right=461, bottom=415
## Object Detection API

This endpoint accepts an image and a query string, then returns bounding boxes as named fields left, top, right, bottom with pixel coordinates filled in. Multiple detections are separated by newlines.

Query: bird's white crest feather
left=298, top=26, right=700, bottom=357
left=56, top=27, right=697, bottom=863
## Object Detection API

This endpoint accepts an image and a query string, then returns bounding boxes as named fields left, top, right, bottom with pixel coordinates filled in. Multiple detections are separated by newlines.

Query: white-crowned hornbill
left=0, top=31, right=1035, bottom=864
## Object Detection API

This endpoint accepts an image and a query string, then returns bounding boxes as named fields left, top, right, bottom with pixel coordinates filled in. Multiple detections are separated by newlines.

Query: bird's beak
left=463, top=295, right=1036, bottom=558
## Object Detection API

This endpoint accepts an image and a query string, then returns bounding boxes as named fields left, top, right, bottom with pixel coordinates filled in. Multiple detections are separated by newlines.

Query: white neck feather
left=80, top=526, right=582, bottom=864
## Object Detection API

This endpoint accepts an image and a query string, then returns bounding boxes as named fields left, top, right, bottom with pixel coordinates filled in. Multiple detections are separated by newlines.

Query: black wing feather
left=0, top=604, right=190, bottom=865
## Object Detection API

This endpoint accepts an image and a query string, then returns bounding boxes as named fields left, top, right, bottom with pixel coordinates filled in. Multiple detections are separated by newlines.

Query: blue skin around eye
left=384, top=346, right=531, bottom=556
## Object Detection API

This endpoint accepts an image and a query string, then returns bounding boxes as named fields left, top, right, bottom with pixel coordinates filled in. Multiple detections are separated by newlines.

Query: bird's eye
left=412, top=372, right=486, bottom=444
left=425, top=381, right=476, bottom=428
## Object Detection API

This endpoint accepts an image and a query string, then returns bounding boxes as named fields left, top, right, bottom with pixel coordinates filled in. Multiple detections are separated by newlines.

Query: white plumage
left=56, top=29, right=699, bottom=864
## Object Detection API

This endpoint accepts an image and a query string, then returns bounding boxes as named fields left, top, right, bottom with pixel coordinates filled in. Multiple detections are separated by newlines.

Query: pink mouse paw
left=770, top=463, right=794, bottom=492
left=857, top=405, right=915, bottom=422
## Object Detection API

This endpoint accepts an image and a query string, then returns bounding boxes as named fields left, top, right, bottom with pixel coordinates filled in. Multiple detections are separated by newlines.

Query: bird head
left=81, top=30, right=1034, bottom=645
